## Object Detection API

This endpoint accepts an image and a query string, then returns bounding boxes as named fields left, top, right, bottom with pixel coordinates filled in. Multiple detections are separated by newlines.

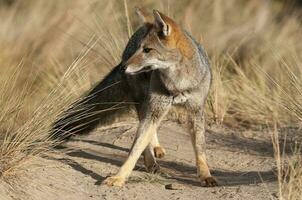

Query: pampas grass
left=0, top=0, right=301, bottom=199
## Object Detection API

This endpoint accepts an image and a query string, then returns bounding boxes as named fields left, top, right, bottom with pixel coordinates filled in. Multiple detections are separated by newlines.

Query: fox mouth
left=125, top=65, right=153, bottom=75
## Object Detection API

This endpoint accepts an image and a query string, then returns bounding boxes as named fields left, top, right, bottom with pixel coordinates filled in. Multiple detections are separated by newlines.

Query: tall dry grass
left=0, top=0, right=301, bottom=199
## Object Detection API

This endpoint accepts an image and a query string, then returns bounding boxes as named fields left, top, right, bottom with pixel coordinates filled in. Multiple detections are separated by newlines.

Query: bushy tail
left=52, top=64, right=132, bottom=140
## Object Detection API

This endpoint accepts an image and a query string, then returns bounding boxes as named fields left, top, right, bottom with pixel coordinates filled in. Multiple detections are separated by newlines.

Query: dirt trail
left=0, top=121, right=278, bottom=200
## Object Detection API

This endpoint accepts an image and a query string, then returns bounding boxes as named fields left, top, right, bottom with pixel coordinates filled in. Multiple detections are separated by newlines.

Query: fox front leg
left=189, top=110, right=218, bottom=187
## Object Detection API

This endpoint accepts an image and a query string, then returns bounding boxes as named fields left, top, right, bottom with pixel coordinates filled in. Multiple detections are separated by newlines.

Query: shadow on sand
left=51, top=134, right=277, bottom=187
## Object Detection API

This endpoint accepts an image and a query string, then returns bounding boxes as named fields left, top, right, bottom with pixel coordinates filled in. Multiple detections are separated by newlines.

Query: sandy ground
left=0, top=121, right=278, bottom=200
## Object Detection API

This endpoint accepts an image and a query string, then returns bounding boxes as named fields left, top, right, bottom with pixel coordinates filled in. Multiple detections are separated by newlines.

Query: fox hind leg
left=135, top=103, right=166, bottom=159
left=136, top=105, right=165, bottom=170
left=143, top=143, right=160, bottom=173
left=143, top=130, right=165, bottom=173
left=151, top=131, right=166, bottom=159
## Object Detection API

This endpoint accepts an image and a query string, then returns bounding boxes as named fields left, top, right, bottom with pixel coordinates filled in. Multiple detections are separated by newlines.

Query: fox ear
left=135, top=7, right=153, bottom=24
left=153, top=10, right=171, bottom=37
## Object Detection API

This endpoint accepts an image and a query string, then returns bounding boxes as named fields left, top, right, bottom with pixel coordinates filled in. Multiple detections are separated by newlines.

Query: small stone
left=165, top=183, right=184, bottom=190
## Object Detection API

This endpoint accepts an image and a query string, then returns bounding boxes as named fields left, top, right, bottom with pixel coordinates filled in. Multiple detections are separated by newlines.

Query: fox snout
left=122, top=57, right=153, bottom=75
left=123, top=64, right=153, bottom=75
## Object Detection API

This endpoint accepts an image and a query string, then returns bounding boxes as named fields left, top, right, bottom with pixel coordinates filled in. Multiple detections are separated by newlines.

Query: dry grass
left=0, top=0, right=301, bottom=199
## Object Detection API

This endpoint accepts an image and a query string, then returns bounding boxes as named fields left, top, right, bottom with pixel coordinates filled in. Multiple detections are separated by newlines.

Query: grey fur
left=53, top=11, right=217, bottom=187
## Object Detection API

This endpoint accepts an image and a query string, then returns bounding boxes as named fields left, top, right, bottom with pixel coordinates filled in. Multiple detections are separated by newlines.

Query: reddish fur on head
left=124, top=10, right=196, bottom=75
left=154, top=10, right=194, bottom=59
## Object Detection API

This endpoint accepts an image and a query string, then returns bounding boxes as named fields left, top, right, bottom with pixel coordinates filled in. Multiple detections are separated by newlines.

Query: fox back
left=52, top=9, right=211, bottom=139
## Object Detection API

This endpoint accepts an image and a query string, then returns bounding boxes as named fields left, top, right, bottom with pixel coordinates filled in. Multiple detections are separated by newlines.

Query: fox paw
left=173, top=93, right=187, bottom=104
left=204, top=177, right=218, bottom=187
left=103, top=176, right=125, bottom=187
left=154, top=146, right=166, bottom=158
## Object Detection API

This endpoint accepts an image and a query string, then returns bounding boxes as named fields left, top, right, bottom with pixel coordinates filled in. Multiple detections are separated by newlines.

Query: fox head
left=123, top=8, right=194, bottom=75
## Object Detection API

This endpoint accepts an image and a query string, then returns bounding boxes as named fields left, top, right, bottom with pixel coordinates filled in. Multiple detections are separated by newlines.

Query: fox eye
left=143, top=47, right=152, bottom=53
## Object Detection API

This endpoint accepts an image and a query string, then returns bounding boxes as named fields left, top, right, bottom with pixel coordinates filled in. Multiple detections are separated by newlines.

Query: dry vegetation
left=0, top=0, right=301, bottom=199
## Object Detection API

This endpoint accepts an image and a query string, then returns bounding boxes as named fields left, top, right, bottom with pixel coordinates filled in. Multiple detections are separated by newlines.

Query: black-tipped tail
left=51, top=64, right=132, bottom=140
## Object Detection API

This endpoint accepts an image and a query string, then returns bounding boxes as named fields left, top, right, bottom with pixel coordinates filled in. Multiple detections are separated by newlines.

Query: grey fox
left=52, top=8, right=217, bottom=187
